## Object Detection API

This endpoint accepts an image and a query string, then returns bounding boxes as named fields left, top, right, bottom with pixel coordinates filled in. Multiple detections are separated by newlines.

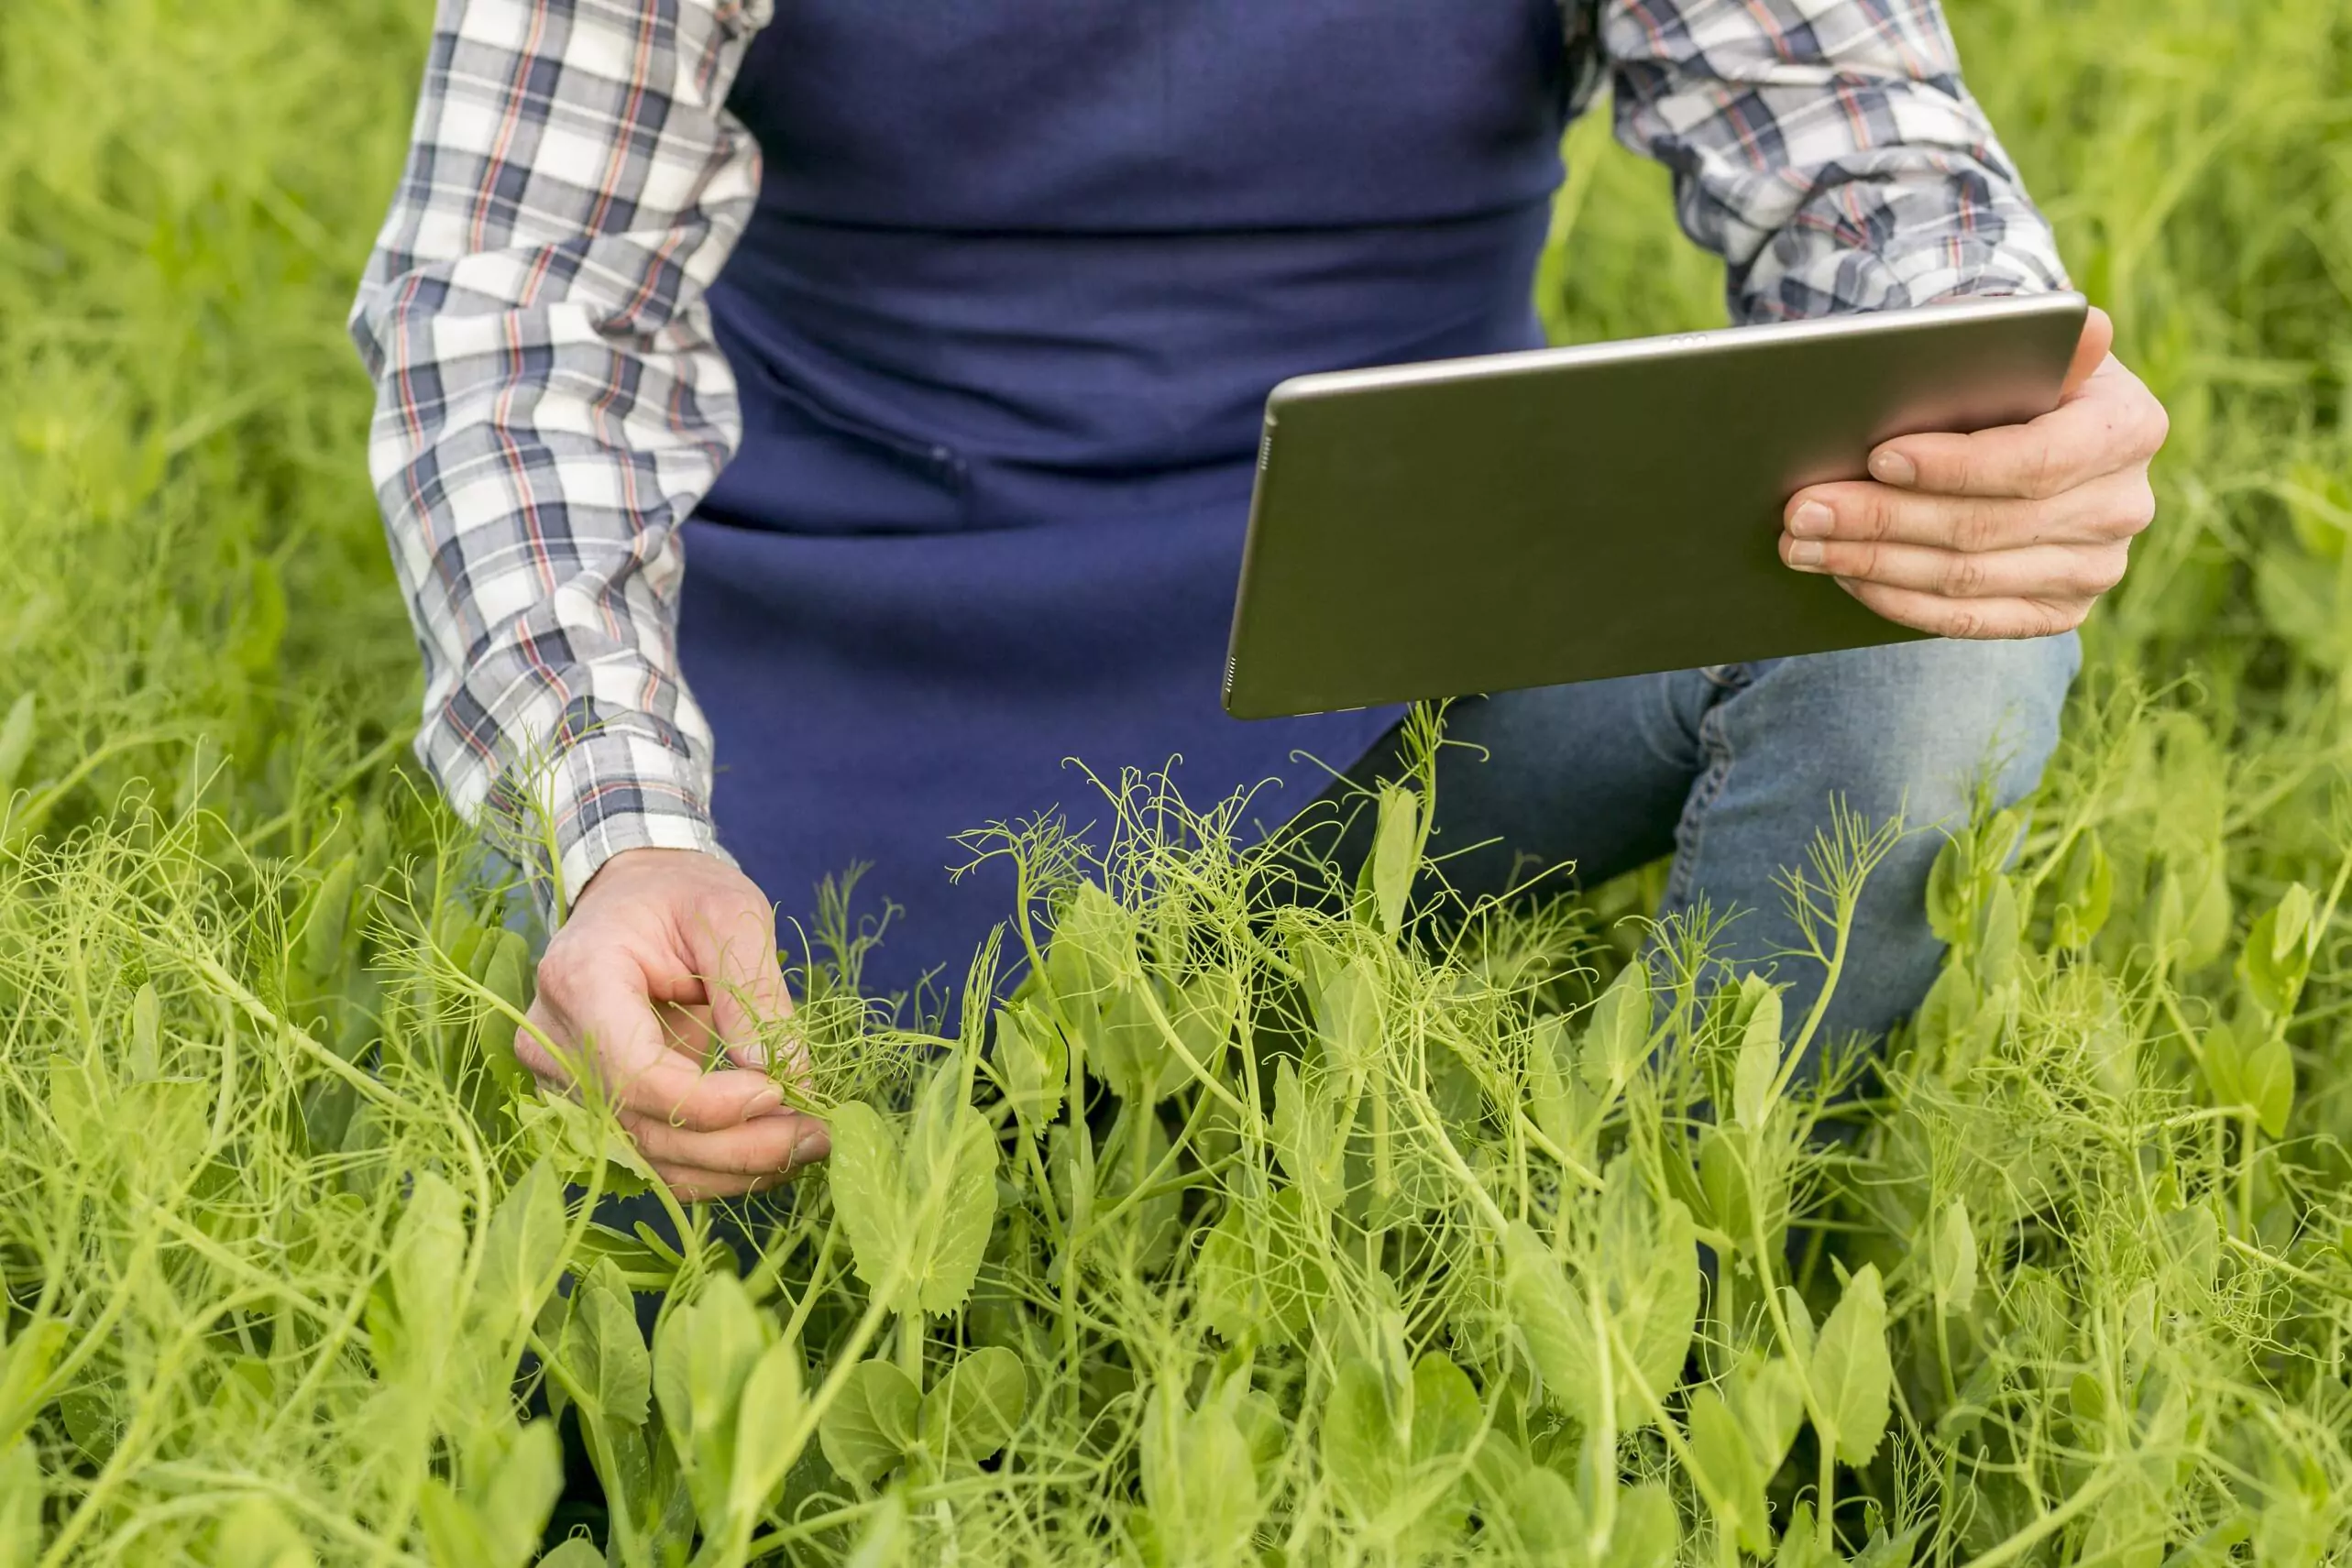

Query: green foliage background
left=0, top=0, right=2348, bottom=1563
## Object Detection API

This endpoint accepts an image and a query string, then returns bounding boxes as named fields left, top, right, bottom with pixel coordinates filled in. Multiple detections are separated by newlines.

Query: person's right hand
left=517, top=846, right=829, bottom=1200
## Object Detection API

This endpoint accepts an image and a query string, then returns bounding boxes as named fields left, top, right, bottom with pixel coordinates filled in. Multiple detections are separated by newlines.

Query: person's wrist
left=516, top=718, right=732, bottom=907
left=577, top=843, right=732, bottom=902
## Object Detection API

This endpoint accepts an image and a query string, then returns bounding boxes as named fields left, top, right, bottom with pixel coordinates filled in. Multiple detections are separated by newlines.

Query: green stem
left=2237, top=1109, right=2259, bottom=1238
left=1934, top=1304, right=1960, bottom=1411
left=1127, top=973, right=1249, bottom=1118
left=898, top=1310, right=926, bottom=1389
left=1772, top=901, right=1852, bottom=1111
left=1951, top=1465, right=2129, bottom=1568
left=779, top=1214, right=841, bottom=1349
left=1818, top=1438, right=1836, bottom=1551
left=768, top=1281, right=901, bottom=1478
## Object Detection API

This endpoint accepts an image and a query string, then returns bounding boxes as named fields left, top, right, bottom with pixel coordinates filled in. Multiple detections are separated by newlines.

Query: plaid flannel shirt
left=349, top=0, right=2069, bottom=908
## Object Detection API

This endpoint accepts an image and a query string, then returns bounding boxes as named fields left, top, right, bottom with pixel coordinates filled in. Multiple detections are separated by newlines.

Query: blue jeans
left=1319, top=634, right=2082, bottom=1049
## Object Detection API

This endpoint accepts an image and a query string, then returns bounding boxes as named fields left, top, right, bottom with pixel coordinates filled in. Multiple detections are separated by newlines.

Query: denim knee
left=1729, top=631, right=2081, bottom=838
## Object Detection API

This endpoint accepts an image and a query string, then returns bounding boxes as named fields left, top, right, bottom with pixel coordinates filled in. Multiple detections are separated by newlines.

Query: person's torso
left=683, top=2, right=1586, bottom=1002
left=701, top=0, right=1580, bottom=532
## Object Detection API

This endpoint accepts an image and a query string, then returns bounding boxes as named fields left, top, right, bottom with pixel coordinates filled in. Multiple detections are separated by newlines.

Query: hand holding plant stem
left=517, top=846, right=830, bottom=1199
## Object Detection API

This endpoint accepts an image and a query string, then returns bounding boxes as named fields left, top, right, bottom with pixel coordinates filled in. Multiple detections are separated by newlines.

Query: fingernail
left=1871, top=450, right=1918, bottom=488
left=1786, top=539, right=1825, bottom=568
left=1789, top=500, right=1834, bottom=538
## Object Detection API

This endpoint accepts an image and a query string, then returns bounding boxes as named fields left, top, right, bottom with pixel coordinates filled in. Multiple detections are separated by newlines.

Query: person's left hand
left=1778, top=304, right=2167, bottom=638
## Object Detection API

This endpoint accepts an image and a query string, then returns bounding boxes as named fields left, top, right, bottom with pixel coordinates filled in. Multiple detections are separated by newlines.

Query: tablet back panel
left=1222, top=293, right=2086, bottom=718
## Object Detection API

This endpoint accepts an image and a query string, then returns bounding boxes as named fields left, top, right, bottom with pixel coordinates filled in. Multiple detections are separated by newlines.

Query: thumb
left=677, top=894, right=793, bottom=1070
left=2060, top=304, right=2115, bottom=400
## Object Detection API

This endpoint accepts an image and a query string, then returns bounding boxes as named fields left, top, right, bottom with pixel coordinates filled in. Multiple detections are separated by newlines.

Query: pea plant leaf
left=1320, top=1355, right=1402, bottom=1528
left=827, top=1102, right=906, bottom=1303
left=1522, top=1014, right=1583, bottom=1159
left=1503, top=1158, right=1698, bottom=1436
left=1046, top=882, right=1177, bottom=1104
left=467, top=1160, right=564, bottom=1344
left=0, top=692, right=32, bottom=796
left=1502, top=1218, right=1600, bottom=1430
left=2242, top=1032, right=2296, bottom=1138
left=524, top=1093, right=656, bottom=1200
left=1975, top=875, right=2023, bottom=989
left=725, top=1336, right=807, bottom=1524
left=559, top=1258, right=652, bottom=1431
left=473, top=928, right=536, bottom=1100
left=1610, top=1481, right=1682, bottom=1568
left=1924, top=828, right=1976, bottom=946
left=919, top=1345, right=1029, bottom=1465
left=2052, top=829, right=2115, bottom=949
left=420, top=1423, right=563, bottom=1568
left=2240, top=883, right=2317, bottom=1017
left=1370, top=784, right=1422, bottom=938
left=1730, top=1354, right=1807, bottom=1475
left=390, top=1170, right=467, bottom=1368
left=1732, top=984, right=1784, bottom=1131
left=1196, top=1189, right=1324, bottom=1348
left=482, top=1422, right=565, bottom=1567
left=1808, top=1262, right=1893, bottom=1467
left=1685, top=1386, right=1771, bottom=1557
left=1499, top=1467, right=1586, bottom=1563
left=1914, top=960, right=1979, bottom=1070
left=2201, top=1015, right=2248, bottom=1110
left=1313, top=956, right=1383, bottom=1085
left=904, top=1067, right=1001, bottom=1315
left=1598, top=1157, right=1701, bottom=1410
left=830, top=1063, right=1000, bottom=1317
left=126, top=980, right=162, bottom=1082
left=1271, top=1058, right=1348, bottom=1215
left=1138, top=1377, right=1261, bottom=1566
left=1094, top=978, right=1178, bottom=1105
left=1577, top=962, right=1651, bottom=1097
left=1408, top=1353, right=1482, bottom=1467
left=654, top=1273, right=774, bottom=1530
left=1695, top=1126, right=1758, bottom=1248
left=0, top=1322, right=66, bottom=1454
left=1043, top=879, right=1118, bottom=1001
left=211, top=1496, right=314, bottom=1568
left=1930, top=1199, right=1977, bottom=1313
left=417, top=1481, right=502, bottom=1568
left=818, top=1360, right=921, bottom=1489
left=300, top=850, right=358, bottom=983
left=995, top=1002, right=1066, bottom=1130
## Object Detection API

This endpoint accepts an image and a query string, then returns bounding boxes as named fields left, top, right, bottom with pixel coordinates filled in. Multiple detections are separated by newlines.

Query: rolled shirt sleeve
left=1597, top=0, right=2071, bottom=323
left=348, top=0, right=773, bottom=910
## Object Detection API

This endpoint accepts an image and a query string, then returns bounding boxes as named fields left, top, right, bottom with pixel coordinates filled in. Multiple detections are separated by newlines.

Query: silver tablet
left=1222, top=291, right=2088, bottom=719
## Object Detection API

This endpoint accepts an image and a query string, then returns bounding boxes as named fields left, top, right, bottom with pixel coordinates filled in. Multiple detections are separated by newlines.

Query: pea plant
left=4, top=0, right=2351, bottom=1559
left=9, top=691, right=2340, bottom=1565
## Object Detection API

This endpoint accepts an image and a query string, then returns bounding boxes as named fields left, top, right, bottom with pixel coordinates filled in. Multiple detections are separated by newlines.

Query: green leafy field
left=1, top=1, right=2348, bottom=1563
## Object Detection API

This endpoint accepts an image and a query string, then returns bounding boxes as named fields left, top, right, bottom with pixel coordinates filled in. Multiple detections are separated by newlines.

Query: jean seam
left=1665, top=695, right=1737, bottom=912
left=1638, top=674, right=1698, bottom=772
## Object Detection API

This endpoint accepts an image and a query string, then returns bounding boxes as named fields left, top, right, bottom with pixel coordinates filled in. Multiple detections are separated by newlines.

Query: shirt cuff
left=489, top=713, right=736, bottom=918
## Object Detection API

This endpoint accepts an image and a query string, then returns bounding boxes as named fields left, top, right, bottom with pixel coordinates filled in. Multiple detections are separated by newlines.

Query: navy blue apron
left=679, top=2, right=1573, bottom=1003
